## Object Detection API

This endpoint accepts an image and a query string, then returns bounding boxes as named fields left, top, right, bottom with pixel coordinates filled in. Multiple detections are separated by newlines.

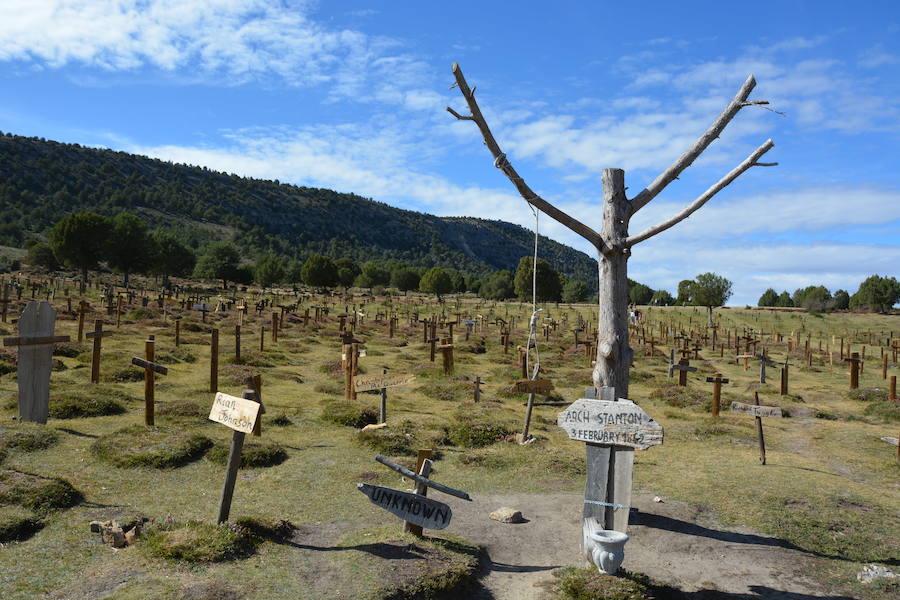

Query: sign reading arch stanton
left=557, top=399, right=663, bottom=450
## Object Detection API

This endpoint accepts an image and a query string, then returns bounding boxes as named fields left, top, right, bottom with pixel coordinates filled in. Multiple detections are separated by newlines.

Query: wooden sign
left=208, top=392, right=261, bottom=433
left=513, top=378, right=554, bottom=394
left=354, top=372, right=416, bottom=392
left=357, top=483, right=452, bottom=530
left=730, top=401, right=782, bottom=418
left=557, top=399, right=663, bottom=450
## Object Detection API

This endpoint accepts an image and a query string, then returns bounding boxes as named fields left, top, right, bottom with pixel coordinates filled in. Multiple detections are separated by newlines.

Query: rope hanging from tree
left=524, top=197, right=542, bottom=381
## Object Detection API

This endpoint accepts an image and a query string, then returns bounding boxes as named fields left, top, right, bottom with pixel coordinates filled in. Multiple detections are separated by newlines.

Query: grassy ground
left=0, top=274, right=897, bottom=599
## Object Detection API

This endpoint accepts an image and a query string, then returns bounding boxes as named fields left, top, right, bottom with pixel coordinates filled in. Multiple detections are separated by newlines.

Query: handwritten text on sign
left=357, top=483, right=452, bottom=530
left=730, top=402, right=783, bottom=418
left=557, top=399, right=663, bottom=450
left=208, top=392, right=260, bottom=433
left=354, top=373, right=416, bottom=393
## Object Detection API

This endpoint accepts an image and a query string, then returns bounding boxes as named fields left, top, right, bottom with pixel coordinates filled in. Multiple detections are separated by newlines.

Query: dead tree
left=448, top=63, right=776, bottom=398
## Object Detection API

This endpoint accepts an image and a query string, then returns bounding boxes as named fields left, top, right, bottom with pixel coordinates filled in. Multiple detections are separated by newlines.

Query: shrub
left=445, top=422, right=512, bottom=448
left=0, top=423, right=59, bottom=453
left=206, top=441, right=288, bottom=468
left=49, top=393, right=126, bottom=418
left=141, top=520, right=259, bottom=563
left=0, top=469, right=82, bottom=513
left=91, top=426, right=212, bottom=468
left=320, top=401, right=378, bottom=428
left=548, top=567, right=657, bottom=600
left=356, top=420, right=419, bottom=456
left=0, top=505, right=43, bottom=542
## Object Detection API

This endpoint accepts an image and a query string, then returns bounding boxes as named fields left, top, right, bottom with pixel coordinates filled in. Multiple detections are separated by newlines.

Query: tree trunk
left=81, top=267, right=88, bottom=294
left=707, top=306, right=714, bottom=327
left=593, top=169, right=633, bottom=399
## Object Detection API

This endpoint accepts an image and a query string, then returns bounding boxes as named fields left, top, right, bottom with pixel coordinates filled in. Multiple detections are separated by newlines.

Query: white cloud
left=0, top=0, right=439, bottom=109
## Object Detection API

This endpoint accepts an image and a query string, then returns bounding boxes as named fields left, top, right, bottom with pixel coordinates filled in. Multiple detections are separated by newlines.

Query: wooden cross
left=76, top=300, right=92, bottom=342
left=2, top=301, right=70, bottom=423
left=669, top=358, right=698, bottom=386
left=131, top=335, right=168, bottom=426
left=193, top=302, right=210, bottom=322
left=705, top=373, right=729, bottom=417
left=86, top=319, right=113, bottom=384
left=844, top=352, right=863, bottom=390
left=755, top=353, right=776, bottom=384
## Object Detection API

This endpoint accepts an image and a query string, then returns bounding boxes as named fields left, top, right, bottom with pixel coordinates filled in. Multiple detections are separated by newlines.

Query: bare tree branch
left=447, top=62, right=606, bottom=251
left=629, top=75, right=761, bottom=215
left=625, top=139, right=775, bottom=247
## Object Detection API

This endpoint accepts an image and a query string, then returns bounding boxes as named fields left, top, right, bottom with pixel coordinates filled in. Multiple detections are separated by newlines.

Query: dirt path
left=447, top=491, right=845, bottom=599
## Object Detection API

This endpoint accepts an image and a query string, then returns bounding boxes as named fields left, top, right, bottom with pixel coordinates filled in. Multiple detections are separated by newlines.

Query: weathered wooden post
left=76, top=300, right=91, bottom=342
left=670, top=358, right=697, bottom=387
left=889, top=375, right=896, bottom=401
left=706, top=373, right=729, bottom=417
left=174, top=316, right=181, bottom=347
left=2, top=301, right=70, bottom=423
left=234, top=325, right=242, bottom=363
left=845, top=352, right=862, bottom=390
left=131, top=338, right=168, bottom=426
left=438, top=338, right=454, bottom=375
left=780, top=363, right=789, bottom=396
left=404, top=449, right=433, bottom=536
left=86, top=319, right=112, bottom=384
left=450, top=62, right=773, bottom=559
left=0, top=283, right=10, bottom=323
left=211, top=390, right=260, bottom=524
left=210, top=329, right=219, bottom=393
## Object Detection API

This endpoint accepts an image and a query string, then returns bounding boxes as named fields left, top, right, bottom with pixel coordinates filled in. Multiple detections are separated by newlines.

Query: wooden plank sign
left=557, top=399, right=663, bottom=450
left=354, top=372, right=416, bottom=393
left=513, top=378, right=554, bottom=394
left=208, top=392, right=261, bottom=433
left=730, top=401, right=783, bottom=418
left=357, top=483, right=452, bottom=530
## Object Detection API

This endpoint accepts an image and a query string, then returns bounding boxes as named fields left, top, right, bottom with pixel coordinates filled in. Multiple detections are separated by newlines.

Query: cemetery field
left=0, top=280, right=897, bottom=600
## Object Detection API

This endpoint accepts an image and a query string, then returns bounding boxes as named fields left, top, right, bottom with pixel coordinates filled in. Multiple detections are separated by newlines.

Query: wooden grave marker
left=706, top=373, right=729, bottom=417
left=193, top=302, right=210, bottom=322
left=518, top=377, right=555, bottom=443
left=2, top=301, right=70, bottom=423
left=558, top=387, right=662, bottom=539
left=357, top=453, right=471, bottom=534
left=131, top=336, right=169, bottom=426
left=669, top=358, right=697, bottom=386
left=731, top=393, right=782, bottom=465
left=210, top=390, right=261, bottom=523
left=0, top=283, right=10, bottom=323
left=844, top=352, right=862, bottom=390
left=76, top=300, right=91, bottom=342
left=86, top=319, right=113, bottom=383
left=354, top=370, right=416, bottom=424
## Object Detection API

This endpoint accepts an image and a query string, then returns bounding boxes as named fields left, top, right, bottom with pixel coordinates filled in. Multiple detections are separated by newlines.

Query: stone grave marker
left=2, top=301, right=70, bottom=423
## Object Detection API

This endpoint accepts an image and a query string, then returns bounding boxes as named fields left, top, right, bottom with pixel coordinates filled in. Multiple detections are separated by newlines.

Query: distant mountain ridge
left=0, top=131, right=598, bottom=289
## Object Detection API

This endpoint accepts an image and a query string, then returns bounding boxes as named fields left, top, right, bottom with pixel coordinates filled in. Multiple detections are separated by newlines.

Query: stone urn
left=582, top=518, right=628, bottom=575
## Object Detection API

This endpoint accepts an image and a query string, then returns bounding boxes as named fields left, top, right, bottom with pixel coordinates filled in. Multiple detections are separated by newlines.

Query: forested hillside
left=0, top=132, right=598, bottom=289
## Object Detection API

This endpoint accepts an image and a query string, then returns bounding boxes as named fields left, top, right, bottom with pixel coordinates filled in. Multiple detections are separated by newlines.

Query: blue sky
left=0, top=0, right=898, bottom=305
